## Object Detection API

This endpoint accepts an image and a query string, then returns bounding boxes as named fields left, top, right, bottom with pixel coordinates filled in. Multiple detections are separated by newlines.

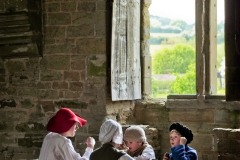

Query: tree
left=152, top=44, right=195, bottom=74
left=170, top=63, right=196, bottom=94
left=171, top=20, right=188, bottom=31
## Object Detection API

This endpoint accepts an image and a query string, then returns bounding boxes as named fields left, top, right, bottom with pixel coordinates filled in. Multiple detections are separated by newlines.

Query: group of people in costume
left=39, top=107, right=198, bottom=160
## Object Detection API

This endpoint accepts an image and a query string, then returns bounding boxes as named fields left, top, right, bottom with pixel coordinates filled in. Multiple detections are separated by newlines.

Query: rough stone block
left=64, top=71, right=80, bottom=81
left=40, top=70, right=63, bottom=81
left=5, top=60, right=25, bottom=73
left=77, top=1, right=96, bottom=12
left=38, top=89, right=59, bottom=99
left=45, top=26, right=65, bottom=38
left=46, top=2, right=60, bottom=12
left=61, top=2, right=77, bottom=12
left=44, top=55, right=70, bottom=70
left=47, top=13, right=71, bottom=25
left=69, top=82, right=83, bottom=91
left=52, top=81, right=68, bottom=90
left=169, top=109, right=214, bottom=122
left=67, top=25, right=94, bottom=37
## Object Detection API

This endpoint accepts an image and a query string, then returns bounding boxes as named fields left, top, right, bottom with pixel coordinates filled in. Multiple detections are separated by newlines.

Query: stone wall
left=0, top=0, right=109, bottom=159
left=129, top=99, right=240, bottom=160
left=212, top=128, right=240, bottom=160
left=0, top=0, right=240, bottom=160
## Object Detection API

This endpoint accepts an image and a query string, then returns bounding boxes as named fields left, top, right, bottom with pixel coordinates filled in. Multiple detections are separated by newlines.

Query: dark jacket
left=90, top=143, right=126, bottom=160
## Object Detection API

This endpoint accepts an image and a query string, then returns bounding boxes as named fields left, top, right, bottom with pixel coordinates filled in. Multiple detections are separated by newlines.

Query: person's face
left=63, top=122, right=79, bottom=137
left=169, top=130, right=181, bottom=147
left=125, top=140, right=143, bottom=153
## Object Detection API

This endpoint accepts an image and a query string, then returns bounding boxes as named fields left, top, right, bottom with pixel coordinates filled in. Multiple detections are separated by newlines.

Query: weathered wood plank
left=0, top=10, right=42, bottom=58
left=0, top=32, right=34, bottom=45
left=0, top=12, right=29, bottom=29
left=0, top=25, right=31, bottom=34
left=111, top=0, right=141, bottom=101
left=225, top=0, right=240, bottom=100
left=0, top=43, right=39, bottom=58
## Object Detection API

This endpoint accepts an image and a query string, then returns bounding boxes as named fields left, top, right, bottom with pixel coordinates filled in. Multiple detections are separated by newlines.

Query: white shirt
left=119, top=144, right=156, bottom=160
left=119, top=154, right=135, bottom=160
left=133, top=144, right=156, bottom=160
left=39, top=132, right=93, bottom=160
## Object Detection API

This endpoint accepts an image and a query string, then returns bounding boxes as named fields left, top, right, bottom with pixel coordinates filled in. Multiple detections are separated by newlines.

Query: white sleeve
left=118, top=154, right=135, bottom=160
left=82, top=147, right=94, bottom=159
left=134, top=145, right=156, bottom=160
left=63, top=140, right=92, bottom=160
left=118, top=145, right=156, bottom=160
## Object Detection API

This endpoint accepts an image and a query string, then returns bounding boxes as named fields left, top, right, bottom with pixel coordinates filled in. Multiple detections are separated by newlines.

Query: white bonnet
left=99, top=119, right=123, bottom=144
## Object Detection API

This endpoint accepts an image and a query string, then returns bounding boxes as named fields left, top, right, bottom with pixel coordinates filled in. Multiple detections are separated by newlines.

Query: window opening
left=216, top=0, right=225, bottom=95
left=149, top=0, right=196, bottom=98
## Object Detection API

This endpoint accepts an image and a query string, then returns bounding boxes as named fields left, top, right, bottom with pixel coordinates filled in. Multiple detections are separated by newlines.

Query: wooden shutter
left=111, top=0, right=141, bottom=101
left=225, top=0, right=240, bottom=101
left=0, top=0, right=42, bottom=58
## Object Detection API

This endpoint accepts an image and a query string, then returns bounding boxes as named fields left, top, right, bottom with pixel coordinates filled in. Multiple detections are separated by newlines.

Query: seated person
left=124, top=126, right=156, bottom=159
left=163, top=122, right=198, bottom=160
left=90, top=119, right=135, bottom=160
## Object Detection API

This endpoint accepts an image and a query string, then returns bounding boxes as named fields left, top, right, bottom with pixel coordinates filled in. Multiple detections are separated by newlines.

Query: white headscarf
left=99, top=119, right=123, bottom=144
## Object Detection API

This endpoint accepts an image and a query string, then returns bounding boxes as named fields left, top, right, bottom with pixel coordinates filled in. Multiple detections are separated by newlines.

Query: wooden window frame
left=143, top=0, right=240, bottom=101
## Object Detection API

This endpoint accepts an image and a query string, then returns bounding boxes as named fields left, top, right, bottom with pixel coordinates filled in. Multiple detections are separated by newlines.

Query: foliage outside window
left=149, top=0, right=225, bottom=99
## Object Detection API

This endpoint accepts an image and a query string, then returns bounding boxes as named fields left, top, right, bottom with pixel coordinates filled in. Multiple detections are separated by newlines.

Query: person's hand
left=118, top=141, right=128, bottom=151
left=180, top=137, right=187, bottom=145
left=86, top=137, right=95, bottom=149
left=163, top=152, right=169, bottom=160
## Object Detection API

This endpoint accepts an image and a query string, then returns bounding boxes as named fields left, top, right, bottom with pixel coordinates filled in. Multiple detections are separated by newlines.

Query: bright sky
left=149, top=0, right=224, bottom=24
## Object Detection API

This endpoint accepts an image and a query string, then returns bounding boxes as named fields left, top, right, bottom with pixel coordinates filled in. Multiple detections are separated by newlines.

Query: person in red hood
left=39, top=107, right=95, bottom=160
